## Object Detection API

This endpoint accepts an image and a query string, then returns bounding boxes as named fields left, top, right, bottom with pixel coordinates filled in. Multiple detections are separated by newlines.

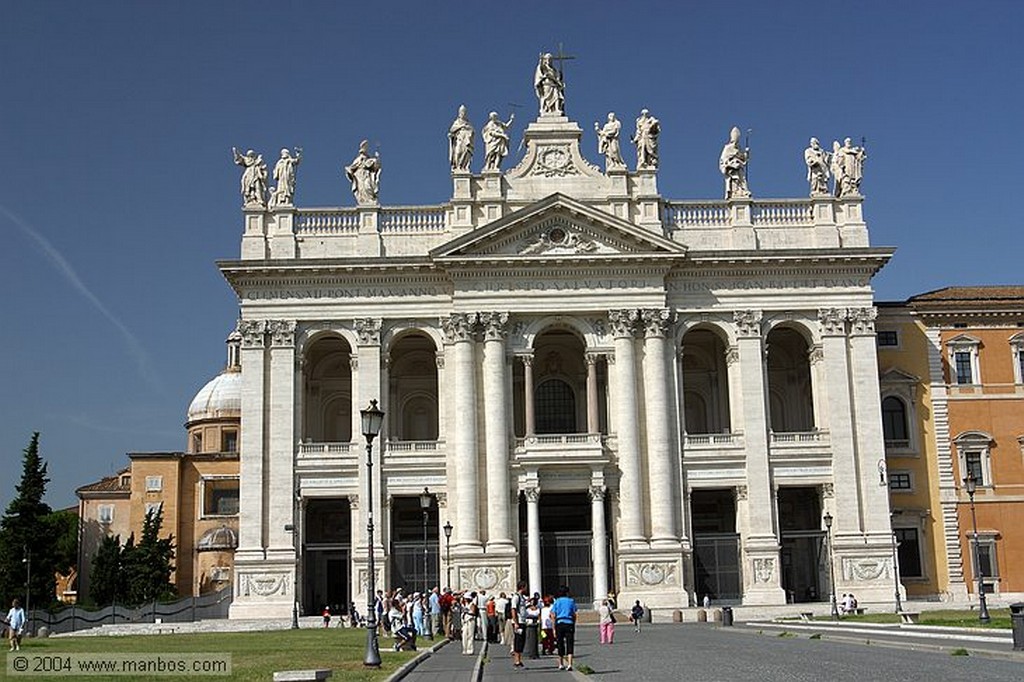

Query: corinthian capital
left=733, top=310, right=763, bottom=338
left=848, top=306, right=877, bottom=336
left=818, top=308, right=848, bottom=336
left=266, top=319, right=296, bottom=347
left=479, top=312, right=510, bottom=341
left=441, top=313, right=479, bottom=343
left=353, top=318, right=382, bottom=346
left=608, top=309, right=640, bottom=338
left=238, top=319, right=267, bottom=348
left=641, top=308, right=673, bottom=338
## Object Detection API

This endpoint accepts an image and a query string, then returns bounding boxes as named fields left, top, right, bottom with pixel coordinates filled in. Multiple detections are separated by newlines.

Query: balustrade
left=380, top=206, right=447, bottom=232
left=294, top=208, right=360, bottom=234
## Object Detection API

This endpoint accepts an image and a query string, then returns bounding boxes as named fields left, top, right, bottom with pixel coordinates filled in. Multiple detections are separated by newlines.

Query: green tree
left=89, top=534, right=122, bottom=606
left=120, top=506, right=175, bottom=606
left=46, top=508, right=79, bottom=579
left=0, top=433, right=56, bottom=610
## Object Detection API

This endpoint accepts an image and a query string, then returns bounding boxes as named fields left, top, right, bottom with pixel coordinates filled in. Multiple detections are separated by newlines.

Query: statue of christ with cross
left=534, top=46, right=573, bottom=116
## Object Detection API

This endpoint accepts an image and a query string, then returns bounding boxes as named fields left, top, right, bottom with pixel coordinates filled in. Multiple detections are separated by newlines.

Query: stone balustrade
left=297, top=441, right=352, bottom=455
left=752, top=200, right=814, bottom=226
left=294, top=208, right=360, bottom=234
left=663, top=201, right=730, bottom=228
left=770, top=430, right=828, bottom=444
left=683, top=432, right=743, bottom=447
left=380, top=206, right=447, bottom=233
left=383, top=440, right=444, bottom=453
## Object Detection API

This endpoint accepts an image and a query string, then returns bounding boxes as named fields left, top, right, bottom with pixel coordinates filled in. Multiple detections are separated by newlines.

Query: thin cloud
left=1, top=205, right=164, bottom=393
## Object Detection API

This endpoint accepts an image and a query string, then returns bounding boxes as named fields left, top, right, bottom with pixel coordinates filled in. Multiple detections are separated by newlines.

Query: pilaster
left=266, top=319, right=297, bottom=559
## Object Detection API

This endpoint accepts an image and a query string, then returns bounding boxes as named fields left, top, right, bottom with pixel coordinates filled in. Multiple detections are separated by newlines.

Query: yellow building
left=76, top=330, right=241, bottom=600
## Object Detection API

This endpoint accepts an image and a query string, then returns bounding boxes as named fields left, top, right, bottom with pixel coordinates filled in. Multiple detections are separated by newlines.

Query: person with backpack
left=510, top=582, right=529, bottom=668
left=630, top=600, right=644, bottom=633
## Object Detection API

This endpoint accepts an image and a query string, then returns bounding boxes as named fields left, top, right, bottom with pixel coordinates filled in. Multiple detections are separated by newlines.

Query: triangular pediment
left=879, top=367, right=920, bottom=385
left=430, top=194, right=686, bottom=262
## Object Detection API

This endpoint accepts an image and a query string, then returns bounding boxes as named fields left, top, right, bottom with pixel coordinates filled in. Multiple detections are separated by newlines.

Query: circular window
left=548, top=227, right=566, bottom=244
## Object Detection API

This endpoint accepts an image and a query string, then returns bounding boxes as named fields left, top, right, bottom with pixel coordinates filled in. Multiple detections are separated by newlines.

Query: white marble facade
left=223, top=96, right=894, bottom=619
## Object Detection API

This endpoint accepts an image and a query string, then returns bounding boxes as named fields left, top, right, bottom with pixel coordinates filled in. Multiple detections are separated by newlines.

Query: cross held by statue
left=551, top=42, right=575, bottom=78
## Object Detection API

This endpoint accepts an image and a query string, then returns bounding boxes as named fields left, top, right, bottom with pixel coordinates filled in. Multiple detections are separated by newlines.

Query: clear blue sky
left=1, top=1, right=1020, bottom=509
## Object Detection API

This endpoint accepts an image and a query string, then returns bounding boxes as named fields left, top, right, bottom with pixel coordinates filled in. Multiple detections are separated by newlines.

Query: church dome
left=186, top=326, right=243, bottom=425
left=197, top=525, right=238, bottom=551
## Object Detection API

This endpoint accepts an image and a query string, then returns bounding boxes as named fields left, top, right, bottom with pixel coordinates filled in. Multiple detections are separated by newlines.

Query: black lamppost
left=443, top=521, right=453, bottom=588
left=420, top=488, right=432, bottom=593
left=823, top=512, right=839, bottom=620
left=963, top=472, right=991, bottom=624
left=890, top=514, right=903, bottom=614
left=286, top=489, right=301, bottom=630
left=22, top=545, right=31, bottom=635
left=360, top=399, right=385, bottom=668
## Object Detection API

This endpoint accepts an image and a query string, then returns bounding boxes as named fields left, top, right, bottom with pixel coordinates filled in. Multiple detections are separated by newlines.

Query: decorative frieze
left=354, top=318, right=382, bottom=345
left=818, top=308, right=848, bottom=336
left=733, top=310, right=763, bottom=338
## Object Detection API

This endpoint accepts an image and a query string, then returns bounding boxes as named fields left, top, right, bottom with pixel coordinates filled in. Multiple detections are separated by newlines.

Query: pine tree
left=0, top=433, right=55, bottom=610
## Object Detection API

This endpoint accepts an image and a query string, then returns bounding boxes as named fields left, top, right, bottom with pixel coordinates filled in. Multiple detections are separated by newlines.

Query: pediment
left=947, top=333, right=981, bottom=346
left=430, top=194, right=686, bottom=262
left=879, top=367, right=920, bottom=385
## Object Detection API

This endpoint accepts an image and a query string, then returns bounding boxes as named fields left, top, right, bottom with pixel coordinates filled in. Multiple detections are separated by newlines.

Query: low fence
left=26, top=586, right=232, bottom=635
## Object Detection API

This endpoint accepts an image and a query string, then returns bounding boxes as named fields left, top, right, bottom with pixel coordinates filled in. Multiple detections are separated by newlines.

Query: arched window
left=535, top=379, right=576, bottom=434
left=881, top=396, right=908, bottom=446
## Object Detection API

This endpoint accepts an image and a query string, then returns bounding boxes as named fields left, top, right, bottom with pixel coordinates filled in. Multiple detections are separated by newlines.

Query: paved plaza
left=403, top=624, right=1023, bottom=682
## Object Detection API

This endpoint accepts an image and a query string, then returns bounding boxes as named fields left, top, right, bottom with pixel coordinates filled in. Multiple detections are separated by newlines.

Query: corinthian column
left=267, top=319, right=298, bottom=557
left=585, top=353, right=601, bottom=433
left=590, top=485, right=609, bottom=606
left=522, top=355, right=536, bottom=437
left=444, top=313, right=482, bottom=550
left=524, top=487, right=542, bottom=595
left=481, top=312, right=514, bottom=550
left=609, top=309, right=645, bottom=546
left=642, top=309, right=679, bottom=547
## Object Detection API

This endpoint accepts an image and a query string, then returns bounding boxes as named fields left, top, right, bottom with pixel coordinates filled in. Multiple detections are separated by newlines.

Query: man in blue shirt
left=549, top=585, right=578, bottom=671
left=428, top=587, right=442, bottom=639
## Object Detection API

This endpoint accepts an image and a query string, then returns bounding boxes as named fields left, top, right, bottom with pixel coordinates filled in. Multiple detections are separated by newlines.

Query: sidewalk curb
left=471, top=640, right=487, bottom=681
left=386, top=637, right=449, bottom=682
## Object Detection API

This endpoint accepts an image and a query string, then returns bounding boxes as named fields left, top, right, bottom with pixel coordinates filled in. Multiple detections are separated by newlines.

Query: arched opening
left=680, top=329, right=732, bottom=434
left=303, top=336, right=354, bottom=442
left=881, top=396, right=909, bottom=447
left=389, top=333, right=439, bottom=441
left=766, top=327, right=815, bottom=432
left=515, top=328, right=592, bottom=435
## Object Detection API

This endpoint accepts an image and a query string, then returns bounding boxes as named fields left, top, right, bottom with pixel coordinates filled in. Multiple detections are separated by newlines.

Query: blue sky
left=1, top=1, right=1021, bottom=509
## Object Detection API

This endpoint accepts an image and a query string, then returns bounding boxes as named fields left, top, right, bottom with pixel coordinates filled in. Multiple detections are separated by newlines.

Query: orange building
left=76, top=330, right=241, bottom=600
left=905, top=287, right=1024, bottom=602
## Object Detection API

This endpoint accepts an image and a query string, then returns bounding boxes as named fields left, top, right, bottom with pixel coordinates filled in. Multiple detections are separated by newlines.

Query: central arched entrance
left=520, top=491, right=600, bottom=604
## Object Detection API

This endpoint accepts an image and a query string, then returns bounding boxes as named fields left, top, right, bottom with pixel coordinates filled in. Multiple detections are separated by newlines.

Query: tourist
left=598, top=598, right=615, bottom=644
left=6, top=599, right=25, bottom=651
left=511, top=582, right=528, bottom=667
left=476, top=590, right=488, bottom=641
left=630, top=600, right=644, bottom=633
left=551, top=585, right=578, bottom=671
left=461, top=594, right=479, bottom=655
left=494, top=591, right=509, bottom=645
left=412, top=592, right=425, bottom=636
left=486, top=595, right=498, bottom=643
left=540, top=595, right=556, bottom=655
left=702, top=594, right=711, bottom=609
left=321, top=604, right=331, bottom=628
left=429, top=587, right=442, bottom=639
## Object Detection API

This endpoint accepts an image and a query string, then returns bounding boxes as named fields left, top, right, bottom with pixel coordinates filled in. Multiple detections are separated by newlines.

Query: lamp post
left=963, top=473, right=991, bottom=624
left=360, top=399, right=385, bottom=668
left=285, top=489, right=301, bottom=630
left=420, top=488, right=432, bottom=593
left=823, top=512, right=839, bottom=620
left=443, top=521, right=453, bottom=588
left=889, top=514, right=903, bottom=614
left=22, top=545, right=31, bottom=635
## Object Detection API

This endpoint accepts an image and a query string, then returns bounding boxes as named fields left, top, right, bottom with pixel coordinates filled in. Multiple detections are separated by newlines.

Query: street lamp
left=360, top=399, right=385, bottom=668
left=889, top=513, right=903, bottom=614
left=963, top=473, right=991, bottom=624
left=823, top=512, right=839, bottom=620
left=443, top=521, right=453, bottom=588
left=420, top=488, right=432, bottom=593
left=22, top=546, right=31, bottom=635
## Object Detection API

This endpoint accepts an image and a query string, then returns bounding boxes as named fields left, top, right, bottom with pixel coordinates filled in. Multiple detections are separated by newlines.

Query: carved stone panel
left=459, top=566, right=512, bottom=592
left=624, top=561, right=680, bottom=587
left=237, top=571, right=291, bottom=598
left=841, top=556, right=892, bottom=582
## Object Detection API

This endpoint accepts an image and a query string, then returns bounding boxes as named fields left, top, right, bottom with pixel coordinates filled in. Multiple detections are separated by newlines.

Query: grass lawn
left=4, top=629, right=420, bottom=681
left=823, top=608, right=1012, bottom=629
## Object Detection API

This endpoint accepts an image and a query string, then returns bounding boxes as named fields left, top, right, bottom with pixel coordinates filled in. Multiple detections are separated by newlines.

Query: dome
left=187, top=370, right=241, bottom=424
left=197, top=525, right=238, bottom=551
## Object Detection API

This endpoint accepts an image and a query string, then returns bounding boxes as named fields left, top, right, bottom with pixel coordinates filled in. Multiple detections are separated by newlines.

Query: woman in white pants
left=461, top=595, right=479, bottom=655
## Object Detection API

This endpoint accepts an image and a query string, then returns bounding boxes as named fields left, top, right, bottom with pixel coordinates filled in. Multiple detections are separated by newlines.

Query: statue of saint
left=534, top=53, right=565, bottom=116
left=482, top=111, right=515, bottom=172
left=344, top=140, right=381, bottom=205
left=804, top=137, right=830, bottom=197
left=448, top=105, right=474, bottom=172
left=833, top=137, right=867, bottom=197
left=632, top=109, right=660, bottom=170
left=595, top=113, right=625, bottom=170
left=232, top=147, right=268, bottom=208
left=719, top=126, right=751, bottom=199
left=269, top=147, right=302, bottom=208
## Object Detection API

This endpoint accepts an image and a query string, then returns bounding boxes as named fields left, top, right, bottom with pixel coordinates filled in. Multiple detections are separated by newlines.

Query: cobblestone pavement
left=553, top=624, right=1023, bottom=682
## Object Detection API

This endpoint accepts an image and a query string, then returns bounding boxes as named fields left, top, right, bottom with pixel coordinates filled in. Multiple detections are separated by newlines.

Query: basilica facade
left=221, top=75, right=896, bottom=619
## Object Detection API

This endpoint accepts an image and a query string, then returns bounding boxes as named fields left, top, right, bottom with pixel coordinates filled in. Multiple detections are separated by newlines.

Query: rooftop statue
left=344, top=140, right=381, bottom=205
left=232, top=147, right=268, bottom=208
left=595, top=113, right=625, bottom=171
left=833, top=137, right=867, bottom=197
left=719, top=126, right=751, bottom=199
left=632, top=109, right=660, bottom=170
left=804, top=137, right=830, bottom=197
left=534, top=52, right=565, bottom=116
left=482, top=111, right=515, bottom=172
left=448, top=105, right=474, bottom=172
left=269, top=147, right=302, bottom=208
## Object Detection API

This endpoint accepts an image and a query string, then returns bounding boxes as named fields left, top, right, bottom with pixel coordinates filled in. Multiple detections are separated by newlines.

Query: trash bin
left=1011, top=602, right=1024, bottom=651
left=721, top=606, right=734, bottom=627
